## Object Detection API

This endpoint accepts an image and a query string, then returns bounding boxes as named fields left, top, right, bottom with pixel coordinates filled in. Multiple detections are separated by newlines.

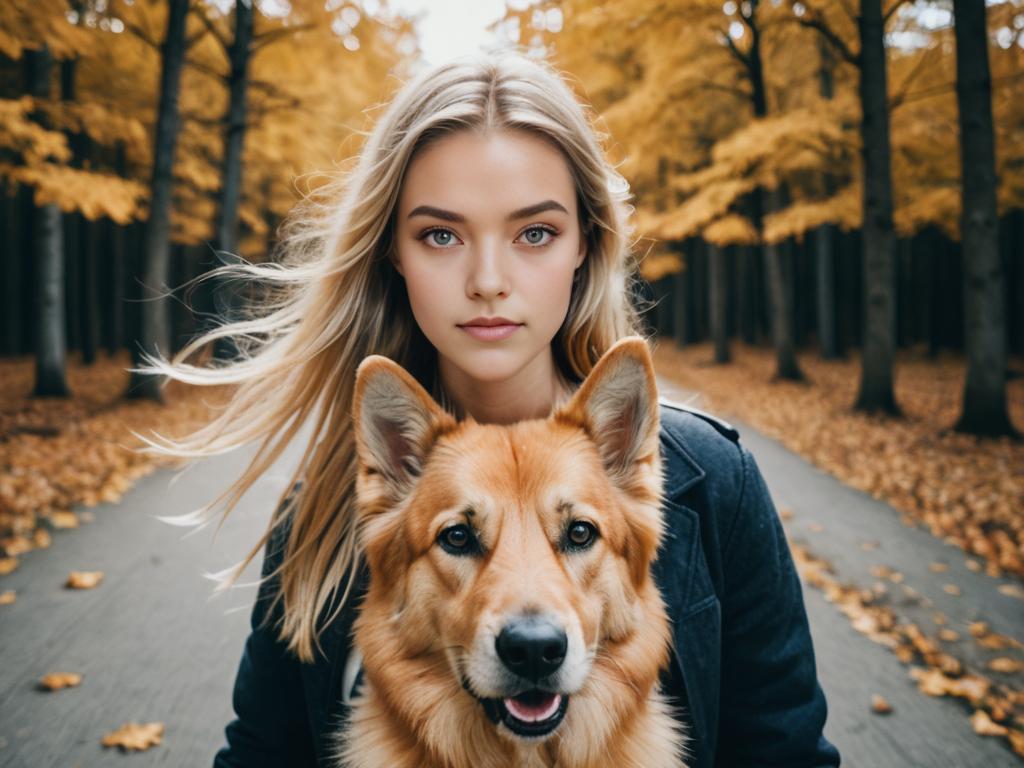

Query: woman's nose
left=465, top=240, right=510, bottom=300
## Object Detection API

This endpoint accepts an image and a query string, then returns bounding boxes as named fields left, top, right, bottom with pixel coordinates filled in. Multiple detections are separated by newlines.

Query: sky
left=384, top=0, right=521, bottom=66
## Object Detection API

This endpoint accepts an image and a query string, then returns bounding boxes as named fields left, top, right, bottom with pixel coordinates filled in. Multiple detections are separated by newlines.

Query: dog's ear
left=352, top=355, right=455, bottom=503
left=554, top=336, right=660, bottom=493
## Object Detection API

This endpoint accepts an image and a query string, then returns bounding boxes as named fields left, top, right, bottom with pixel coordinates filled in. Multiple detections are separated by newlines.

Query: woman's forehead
left=397, top=129, right=578, bottom=220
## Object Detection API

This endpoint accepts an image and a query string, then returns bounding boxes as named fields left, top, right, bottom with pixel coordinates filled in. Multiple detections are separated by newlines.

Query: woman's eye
left=519, top=226, right=556, bottom=247
left=565, top=521, right=598, bottom=550
left=438, top=524, right=478, bottom=555
left=422, top=228, right=460, bottom=248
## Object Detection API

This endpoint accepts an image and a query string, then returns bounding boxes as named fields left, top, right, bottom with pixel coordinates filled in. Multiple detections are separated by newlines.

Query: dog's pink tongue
left=504, top=693, right=561, bottom=723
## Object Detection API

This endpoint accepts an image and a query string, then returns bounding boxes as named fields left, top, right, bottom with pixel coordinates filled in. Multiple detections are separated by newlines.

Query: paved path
left=0, top=384, right=1020, bottom=766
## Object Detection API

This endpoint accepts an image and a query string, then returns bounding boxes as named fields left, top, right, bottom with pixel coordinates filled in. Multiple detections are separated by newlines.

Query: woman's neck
left=438, top=350, right=576, bottom=425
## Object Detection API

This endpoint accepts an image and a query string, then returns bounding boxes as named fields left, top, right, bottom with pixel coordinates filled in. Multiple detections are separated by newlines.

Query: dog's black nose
left=495, top=617, right=567, bottom=680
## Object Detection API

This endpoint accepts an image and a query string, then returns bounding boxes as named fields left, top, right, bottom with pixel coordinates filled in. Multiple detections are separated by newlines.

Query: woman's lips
left=459, top=323, right=522, bottom=341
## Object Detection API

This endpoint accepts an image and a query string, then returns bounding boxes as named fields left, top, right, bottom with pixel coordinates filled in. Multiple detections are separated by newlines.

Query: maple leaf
left=970, top=710, right=1008, bottom=737
left=101, top=722, right=164, bottom=752
left=65, top=570, right=103, bottom=589
left=870, top=694, right=892, bottom=714
left=39, top=672, right=82, bottom=691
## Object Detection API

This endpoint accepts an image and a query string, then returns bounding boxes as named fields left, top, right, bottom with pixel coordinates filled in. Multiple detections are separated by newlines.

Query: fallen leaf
left=970, top=709, right=1008, bottom=737
left=871, top=694, right=893, bottom=714
left=101, top=722, right=164, bottom=752
left=0, top=557, right=18, bottom=575
left=1, top=536, right=32, bottom=556
left=0, top=590, right=15, bottom=605
left=779, top=507, right=794, bottom=521
left=997, top=584, right=1024, bottom=601
left=965, top=558, right=982, bottom=572
left=938, top=629, right=960, bottom=642
left=1009, top=729, right=1024, bottom=758
left=969, top=622, right=989, bottom=637
left=987, top=657, right=1024, bottom=674
left=929, top=562, right=949, bottom=573
left=65, top=570, right=103, bottom=589
left=860, top=540, right=880, bottom=551
left=942, top=584, right=961, bottom=596
left=39, top=672, right=82, bottom=691
left=49, top=511, right=79, bottom=529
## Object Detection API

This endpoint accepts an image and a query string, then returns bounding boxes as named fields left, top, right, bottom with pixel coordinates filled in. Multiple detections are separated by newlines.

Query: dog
left=333, top=336, right=687, bottom=768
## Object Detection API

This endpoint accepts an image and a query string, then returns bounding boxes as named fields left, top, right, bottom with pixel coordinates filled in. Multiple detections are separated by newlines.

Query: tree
left=951, top=0, right=1017, bottom=438
left=127, top=0, right=189, bottom=402
left=26, top=47, right=69, bottom=397
left=852, top=0, right=900, bottom=415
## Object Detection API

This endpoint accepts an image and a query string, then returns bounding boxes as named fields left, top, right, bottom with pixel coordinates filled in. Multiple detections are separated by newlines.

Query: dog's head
left=351, top=336, right=666, bottom=744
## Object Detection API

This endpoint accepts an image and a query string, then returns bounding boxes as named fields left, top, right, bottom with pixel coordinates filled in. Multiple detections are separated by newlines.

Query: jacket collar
left=659, top=407, right=707, bottom=500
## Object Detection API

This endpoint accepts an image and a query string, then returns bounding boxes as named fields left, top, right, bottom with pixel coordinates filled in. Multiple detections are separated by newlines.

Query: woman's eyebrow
left=406, top=199, right=569, bottom=223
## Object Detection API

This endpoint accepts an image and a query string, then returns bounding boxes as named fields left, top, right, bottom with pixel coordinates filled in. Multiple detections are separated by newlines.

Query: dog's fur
left=332, top=337, right=687, bottom=768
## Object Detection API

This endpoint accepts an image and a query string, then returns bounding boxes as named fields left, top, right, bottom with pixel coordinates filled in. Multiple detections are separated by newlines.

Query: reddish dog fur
left=332, top=337, right=687, bottom=768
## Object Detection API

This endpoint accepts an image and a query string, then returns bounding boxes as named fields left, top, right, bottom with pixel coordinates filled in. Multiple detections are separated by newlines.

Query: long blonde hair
left=135, top=50, right=648, bottom=663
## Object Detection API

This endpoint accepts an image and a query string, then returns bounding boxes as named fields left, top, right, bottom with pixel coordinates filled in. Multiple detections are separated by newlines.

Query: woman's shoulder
left=657, top=397, right=749, bottom=515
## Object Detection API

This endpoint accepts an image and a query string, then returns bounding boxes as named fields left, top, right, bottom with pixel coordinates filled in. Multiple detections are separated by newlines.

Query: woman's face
left=393, top=128, right=585, bottom=391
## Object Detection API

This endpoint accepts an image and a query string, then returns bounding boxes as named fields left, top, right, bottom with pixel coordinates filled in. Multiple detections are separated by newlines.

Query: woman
left=137, top=51, right=840, bottom=767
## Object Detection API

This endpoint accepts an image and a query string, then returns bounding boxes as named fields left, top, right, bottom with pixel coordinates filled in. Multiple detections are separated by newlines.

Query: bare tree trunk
left=671, top=245, right=689, bottom=346
left=81, top=214, right=100, bottom=364
left=815, top=37, right=839, bottom=358
left=816, top=224, right=838, bottom=358
left=212, top=0, right=255, bottom=362
left=708, top=241, right=730, bottom=363
left=26, top=48, right=69, bottom=397
left=127, top=0, right=189, bottom=401
left=854, top=0, right=899, bottom=414
left=952, top=0, right=1016, bottom=437
left=2, top=181, right=25, bottom=355
left=763, top=190, right=801, bottom=379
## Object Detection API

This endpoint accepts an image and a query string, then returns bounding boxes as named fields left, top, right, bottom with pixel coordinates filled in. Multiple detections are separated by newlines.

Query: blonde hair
left=135, top=50, right=648, bottom=663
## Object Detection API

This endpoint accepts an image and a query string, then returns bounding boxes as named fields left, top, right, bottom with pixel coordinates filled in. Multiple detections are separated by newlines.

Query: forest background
left=1, top=0, right=1023, bottom=761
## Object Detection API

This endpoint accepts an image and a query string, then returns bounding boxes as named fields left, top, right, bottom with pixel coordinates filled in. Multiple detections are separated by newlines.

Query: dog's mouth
left=480, top=689, right=569, bottom=738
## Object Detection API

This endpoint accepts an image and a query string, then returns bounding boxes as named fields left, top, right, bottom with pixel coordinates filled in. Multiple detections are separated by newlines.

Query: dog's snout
left=495, top=616, right=567, bottom=680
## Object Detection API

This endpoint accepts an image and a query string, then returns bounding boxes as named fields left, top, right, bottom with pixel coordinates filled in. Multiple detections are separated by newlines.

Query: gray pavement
left=0, top=384, right=1021, bottom=766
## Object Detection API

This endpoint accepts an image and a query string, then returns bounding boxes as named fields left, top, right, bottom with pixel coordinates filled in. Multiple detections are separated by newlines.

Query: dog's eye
left=565, top=521, right=598, bottom=550
left=438, top=524, right=478, bottom=555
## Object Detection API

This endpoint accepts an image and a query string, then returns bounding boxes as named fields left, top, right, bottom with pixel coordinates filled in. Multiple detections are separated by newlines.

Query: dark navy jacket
left=213, top=400, right=841, bottom=767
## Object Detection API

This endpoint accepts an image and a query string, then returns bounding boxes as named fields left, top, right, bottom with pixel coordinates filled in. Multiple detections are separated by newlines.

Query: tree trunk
left=854, top=0, right=899, bottom=414
left=814, top=36, right=840, bottom=359
left=81, top=215, right=100, bottom=364
left=672, top=244, right=690, bottom=346
left=952, top=0, right=1016, bottom=437
left=743, top=0, right=802, bottom=378
left=2, top=182, right=25, bottom=355
left=763, top=191, right=802, bottom=379
left=26, top=48, right=69, bottom=397
left=709, top=241, right=730, bottom=363
left=816, top=224, right=839, bottom=358
left=127, top=0, right=189, bottom=401
left=1014, top=210, right=1024, bottom=357
left=212, top=1, right=254, bottom=362
left=106, top=146, right=128, bottom=356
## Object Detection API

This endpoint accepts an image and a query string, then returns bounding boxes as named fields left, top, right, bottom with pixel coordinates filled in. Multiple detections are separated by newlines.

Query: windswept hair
left=134, top=50, right=648, bottom=663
